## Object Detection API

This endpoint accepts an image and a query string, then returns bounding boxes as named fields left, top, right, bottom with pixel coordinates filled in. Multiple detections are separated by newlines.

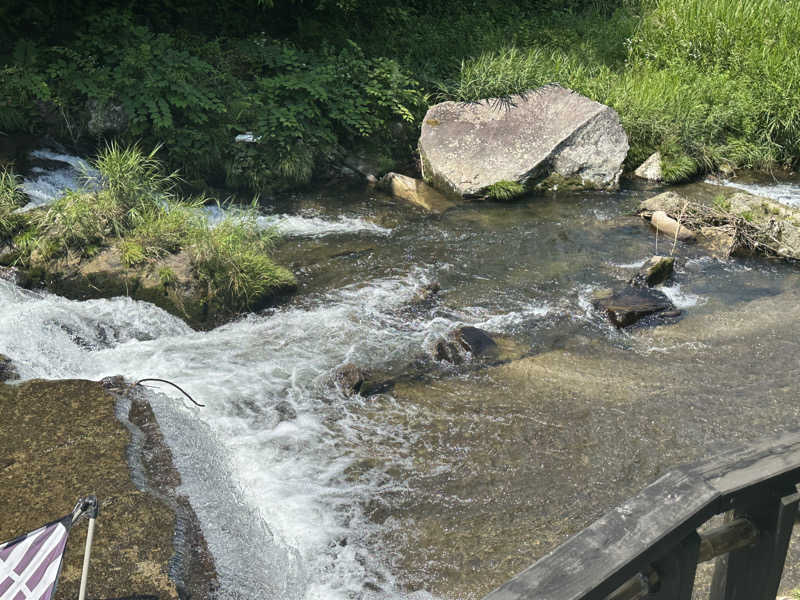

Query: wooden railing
left=482, top=430, right=800, bottom=600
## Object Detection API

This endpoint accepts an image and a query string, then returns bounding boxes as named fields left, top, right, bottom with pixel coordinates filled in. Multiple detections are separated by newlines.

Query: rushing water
left=4, top=154, right=800, bottom=598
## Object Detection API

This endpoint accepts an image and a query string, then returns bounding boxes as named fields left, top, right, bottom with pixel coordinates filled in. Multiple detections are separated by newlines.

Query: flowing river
left=3, top=151, right=800, bottom=599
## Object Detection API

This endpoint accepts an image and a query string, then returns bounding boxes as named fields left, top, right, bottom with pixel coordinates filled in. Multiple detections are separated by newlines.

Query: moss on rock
left=0, top=379, right=215, bottom=599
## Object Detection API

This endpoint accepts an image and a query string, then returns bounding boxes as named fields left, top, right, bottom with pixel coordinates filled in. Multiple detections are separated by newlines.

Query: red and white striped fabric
left=0, top=519, right=69, bottom=600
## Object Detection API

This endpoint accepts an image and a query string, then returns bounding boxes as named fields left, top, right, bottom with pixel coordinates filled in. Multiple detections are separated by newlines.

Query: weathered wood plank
left=482, top=430, right=800, bottom=600
left=710, top=490, right=799, bottom=600
left=690, top=430, right=800, bottom=497
left=482, top=470, right=718, bottom=600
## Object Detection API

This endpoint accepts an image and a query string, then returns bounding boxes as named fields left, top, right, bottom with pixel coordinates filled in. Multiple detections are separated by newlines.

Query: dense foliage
left=2, top=0, right=800, bottom=188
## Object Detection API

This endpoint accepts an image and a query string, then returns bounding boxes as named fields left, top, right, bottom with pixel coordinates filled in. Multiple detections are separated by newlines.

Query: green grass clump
left=433, top=0, right=800, bottom=182
left=712, top=194, right=731, bottom=212
left=485, top=180, right=525, bottom=201
left=16, top=143, right=294, bottom=313
left=189, top=209, right=295, bottom=311
left=0, top=167, right=27, bottom=239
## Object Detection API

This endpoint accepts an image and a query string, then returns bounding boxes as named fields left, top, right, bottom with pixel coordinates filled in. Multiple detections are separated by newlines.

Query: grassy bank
left=416, top=0, right=800, bottom=182
left=1, top=0, right=799, bottom=189
left=0, top=144, right=294, bottom=317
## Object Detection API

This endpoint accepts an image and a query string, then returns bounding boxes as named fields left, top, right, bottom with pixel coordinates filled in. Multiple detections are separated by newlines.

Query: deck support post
left=710, top=489, right=800, bottom=600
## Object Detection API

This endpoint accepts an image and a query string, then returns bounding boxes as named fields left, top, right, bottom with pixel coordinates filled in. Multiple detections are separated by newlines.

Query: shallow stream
left=3, top=152, right=800, bottom=598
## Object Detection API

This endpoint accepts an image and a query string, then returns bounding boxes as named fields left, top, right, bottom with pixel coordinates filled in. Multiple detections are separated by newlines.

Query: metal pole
left=77, top=496, right=99, bottom=600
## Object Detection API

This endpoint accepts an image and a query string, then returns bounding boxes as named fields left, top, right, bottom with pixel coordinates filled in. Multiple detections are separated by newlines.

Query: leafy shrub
left=223, top=39, right=422, bottom=191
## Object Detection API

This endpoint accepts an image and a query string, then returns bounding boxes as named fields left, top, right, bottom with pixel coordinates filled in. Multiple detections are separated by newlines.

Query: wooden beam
left=481, top=429, right=800, bottom=600
left=710, top=490, right=799, bottom=600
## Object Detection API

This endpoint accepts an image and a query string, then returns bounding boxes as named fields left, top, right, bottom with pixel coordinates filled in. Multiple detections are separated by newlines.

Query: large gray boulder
left=419, top=85, right=629, bottom=198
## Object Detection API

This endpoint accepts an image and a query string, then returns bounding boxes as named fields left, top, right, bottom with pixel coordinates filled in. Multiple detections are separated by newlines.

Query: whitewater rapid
left=0, top=258, right=555, bottom=599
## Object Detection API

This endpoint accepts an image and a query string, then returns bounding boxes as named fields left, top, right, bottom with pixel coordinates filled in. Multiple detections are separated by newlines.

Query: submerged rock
left=419, top=84, right=628, bottom=198
left=630, top=256, right=675, bottom=287
left=380, top=172, right=455, bottom=214
left=412, top=281, right=441, bottom=304
left=432, top=326, right=498, bottom=363
left=0, top=354, right=18, bottom=381
left=332, top=363, right=366, bottom=396
left=274, top=400, right=297, bottom=422
left=592, top=287, right=675, bottom=328
left=634, top=152, right=663, bottom=182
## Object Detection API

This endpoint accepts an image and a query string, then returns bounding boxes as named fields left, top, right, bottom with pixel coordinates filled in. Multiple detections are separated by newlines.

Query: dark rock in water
left=359, top=377, right=396, bottom=396
left=100, top=375, right=127, bottom=390
left=433, top=338, right=466, bottom=364
left=432, top=326, right=498, bottom=363
left=630, top=256, right=674, bottom=287
left=332, top=363, right=365, bottom=396
left=274, top=400, right=297, bottom=422
left=592, top=287, right=675, bottom=328
left=454, top=326, right=498, bottom=356
left=0, top=354, right=18, bottom=382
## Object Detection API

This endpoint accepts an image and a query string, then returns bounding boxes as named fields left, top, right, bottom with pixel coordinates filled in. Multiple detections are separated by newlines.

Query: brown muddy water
left=3, top=154, right=800, bottom=599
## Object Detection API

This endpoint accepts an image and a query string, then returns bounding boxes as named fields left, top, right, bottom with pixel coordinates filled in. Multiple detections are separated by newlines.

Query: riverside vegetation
left=2, top=0, right=800, bottom=321
left=2, top=0, right=800, bottom=192
left=0, top=144, right=295, bottom=323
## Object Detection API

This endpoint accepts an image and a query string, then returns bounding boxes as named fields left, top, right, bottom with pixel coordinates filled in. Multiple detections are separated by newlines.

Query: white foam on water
left=20, top=149, right=98, bottom=211
left=0, top=269, right=548, bottom=599
left=205, top=205, right=391, bottom=238
left=705, top=177, right=800, bottom=208
left=660, top=283, right=704, bottom=309
left=609, top=259, right=648, bottom=269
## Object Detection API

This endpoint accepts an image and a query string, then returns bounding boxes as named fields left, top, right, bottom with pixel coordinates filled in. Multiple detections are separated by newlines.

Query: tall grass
left=21, top=144, right=295, bottom=311
left=189, top=209, right=295, bottom=311
left=0, top=167, right=26, bottom=239
left=435, top=0, right=800, bottom=182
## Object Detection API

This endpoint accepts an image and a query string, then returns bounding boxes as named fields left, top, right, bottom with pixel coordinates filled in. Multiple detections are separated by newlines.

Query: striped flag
left=0, top=517, right=70, bottom=600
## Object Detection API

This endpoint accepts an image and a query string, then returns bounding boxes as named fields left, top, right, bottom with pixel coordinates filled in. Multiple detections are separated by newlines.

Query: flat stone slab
left=419, top=85, right=629, bottom=198
left=592, top=287, right=675, bottom=327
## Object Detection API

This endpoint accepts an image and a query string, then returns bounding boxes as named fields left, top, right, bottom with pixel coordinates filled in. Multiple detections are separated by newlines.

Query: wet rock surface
left=0, top=353, right=18, bottom=381
left=592, top=287, right=675, bottom=327
left=630, top=255, right=675, bottom=287
left=380, top=172, right=456, bottom=214
left=432, top=326, right=498, bottom=363
left=419, top=84, right=628, bottom=197
left=0, top=379, right=216, bottom=600
left=332, top=362, right=366, bottom=396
